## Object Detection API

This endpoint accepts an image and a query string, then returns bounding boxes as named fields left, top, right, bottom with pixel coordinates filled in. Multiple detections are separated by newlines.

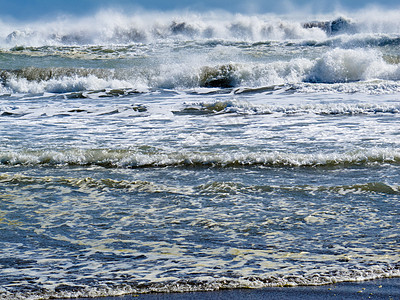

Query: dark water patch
left=303, top=17, right=356, bottom=36
left=0, top=111, right=27, bottom=117
left=199, top=64, right=238, bottom=88
left=68, top=109, right=87, bottom=113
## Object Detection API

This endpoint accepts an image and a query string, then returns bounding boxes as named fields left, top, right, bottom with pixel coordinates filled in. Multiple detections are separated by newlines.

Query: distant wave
left=1, top=9, right=400, bottom=46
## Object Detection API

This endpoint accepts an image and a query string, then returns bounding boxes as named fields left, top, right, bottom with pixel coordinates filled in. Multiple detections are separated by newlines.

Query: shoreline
left=60, top=277, right=400, bottom=300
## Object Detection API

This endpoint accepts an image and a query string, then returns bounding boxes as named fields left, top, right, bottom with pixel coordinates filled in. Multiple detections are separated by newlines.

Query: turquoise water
left=0, top=10, right=399, bottom=299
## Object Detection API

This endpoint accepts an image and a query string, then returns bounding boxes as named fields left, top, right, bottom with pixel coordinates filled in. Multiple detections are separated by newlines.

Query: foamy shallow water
left=0, top=9, right=399, bottom=299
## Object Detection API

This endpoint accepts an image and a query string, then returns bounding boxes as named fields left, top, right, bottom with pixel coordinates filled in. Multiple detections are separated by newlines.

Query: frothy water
left=0, top=8, right=399, bottom=300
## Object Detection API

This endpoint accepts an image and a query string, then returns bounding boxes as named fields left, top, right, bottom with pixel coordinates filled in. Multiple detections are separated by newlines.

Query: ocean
left=0, top=9, right=399, bottom=299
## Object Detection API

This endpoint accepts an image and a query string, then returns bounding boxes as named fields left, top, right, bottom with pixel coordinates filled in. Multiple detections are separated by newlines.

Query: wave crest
left=1, top=148, right=399, bottom=168
left=306, top=48, right=400, bottom=83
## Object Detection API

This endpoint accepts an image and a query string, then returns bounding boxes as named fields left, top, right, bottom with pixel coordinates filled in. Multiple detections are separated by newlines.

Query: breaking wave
left=306, top=48, right=400, bottom=84
left=1, top=47, right=400, bottom=94
left=1, top=148, right=399, bottom=168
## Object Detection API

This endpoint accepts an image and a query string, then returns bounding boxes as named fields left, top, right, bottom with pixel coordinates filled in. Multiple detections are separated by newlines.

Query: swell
left=197, top=181, right=400, bottom=196
left=1, top=148, right=399, bottom=168
left=2, top=173, right=398, bottom=196
left=0, top=174, right=190, bottom=195
left=0, top=67, right=112, bottom=81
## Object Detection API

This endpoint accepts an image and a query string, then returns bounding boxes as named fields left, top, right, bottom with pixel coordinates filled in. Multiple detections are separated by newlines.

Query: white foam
left=307, top=48, right=400, bottom=83
left=4, top=74, right=144, bottom=94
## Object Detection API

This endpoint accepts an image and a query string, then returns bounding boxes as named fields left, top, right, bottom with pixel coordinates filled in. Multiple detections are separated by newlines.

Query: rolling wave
left=1, top=148, right=399, bottom=168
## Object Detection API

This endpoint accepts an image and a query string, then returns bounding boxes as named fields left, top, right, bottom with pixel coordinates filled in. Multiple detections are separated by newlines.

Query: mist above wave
left=0, top=10, right=324, bottom=46
left=1, top=8, right=400, bottom=46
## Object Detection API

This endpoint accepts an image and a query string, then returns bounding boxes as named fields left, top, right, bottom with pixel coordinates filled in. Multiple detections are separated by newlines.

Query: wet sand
left=61, top=277, right=399, bottom=300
